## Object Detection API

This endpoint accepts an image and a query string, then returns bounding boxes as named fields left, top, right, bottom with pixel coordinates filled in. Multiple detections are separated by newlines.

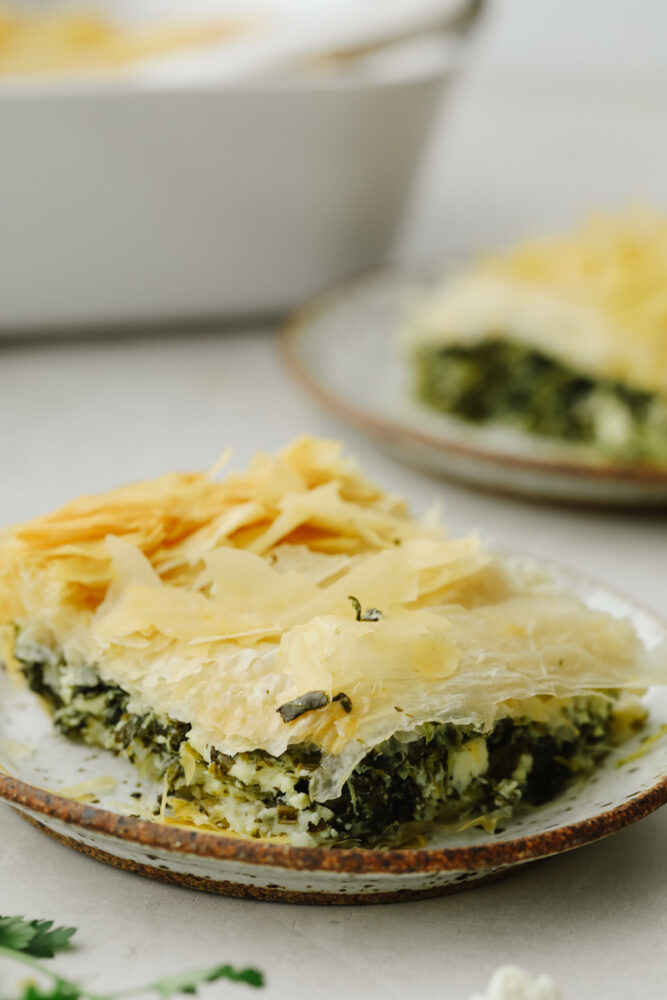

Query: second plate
left=282, top=271, right=667, bottom=506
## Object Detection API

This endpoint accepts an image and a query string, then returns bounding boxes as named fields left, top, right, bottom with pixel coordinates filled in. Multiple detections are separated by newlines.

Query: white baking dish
left=0, top=1, right=479, bottom=331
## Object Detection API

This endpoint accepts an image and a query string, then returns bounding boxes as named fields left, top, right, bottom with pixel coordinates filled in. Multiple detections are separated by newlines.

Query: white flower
left=469, top=965, right=562, bottom=1000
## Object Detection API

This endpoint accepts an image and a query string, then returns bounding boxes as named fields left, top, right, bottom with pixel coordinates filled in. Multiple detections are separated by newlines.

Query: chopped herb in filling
left=415, top=339, right=667, bottom=463
left=17, top=652, right=639, bottom=847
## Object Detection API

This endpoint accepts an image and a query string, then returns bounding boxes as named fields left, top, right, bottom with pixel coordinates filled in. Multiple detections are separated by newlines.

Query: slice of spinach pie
left=405, top=210, right=667, bottom=466
left=0, top=437, right=662, bottom=846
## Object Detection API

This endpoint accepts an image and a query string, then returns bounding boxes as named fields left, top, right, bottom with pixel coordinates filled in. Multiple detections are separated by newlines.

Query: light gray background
left=1, top=2, right=666, bottom=997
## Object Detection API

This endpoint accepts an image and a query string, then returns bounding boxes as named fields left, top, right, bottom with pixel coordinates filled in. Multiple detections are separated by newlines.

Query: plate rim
left=1, top=771, right=665, bottom=875
left=280, top=269, right=667, bottom=489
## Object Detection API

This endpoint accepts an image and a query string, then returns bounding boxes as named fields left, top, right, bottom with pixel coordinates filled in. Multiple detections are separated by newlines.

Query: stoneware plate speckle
left=282, top=271, right=667, bottom=506
left=1, top=561, right=666, bottom=904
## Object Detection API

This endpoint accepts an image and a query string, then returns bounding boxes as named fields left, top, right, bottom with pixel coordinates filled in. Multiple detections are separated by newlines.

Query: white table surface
left=1, top=2, right=667, bottom=997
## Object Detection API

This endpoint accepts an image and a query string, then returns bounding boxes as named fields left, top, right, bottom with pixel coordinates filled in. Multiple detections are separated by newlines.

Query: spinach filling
left=19, top=655, right=620, bottom=846
left=415, top=339, right=667, bottom=462
left=19, top=660, right=191, bottom=780
left=326, top=708, right=613, bottom=842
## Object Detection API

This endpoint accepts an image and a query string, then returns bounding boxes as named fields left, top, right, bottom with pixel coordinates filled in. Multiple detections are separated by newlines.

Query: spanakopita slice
left=405, top=210, right=667, bottom=465
left=0, top=437, right=663, bottom=845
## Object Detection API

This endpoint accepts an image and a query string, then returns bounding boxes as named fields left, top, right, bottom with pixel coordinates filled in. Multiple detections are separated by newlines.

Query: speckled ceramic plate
left=1, top=562, right=666, bottom=904
left=282, top=271, right=667, bottom=506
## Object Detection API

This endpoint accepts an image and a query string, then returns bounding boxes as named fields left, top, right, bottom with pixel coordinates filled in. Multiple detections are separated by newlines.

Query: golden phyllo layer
left=0, top=437, right=663, bottom=817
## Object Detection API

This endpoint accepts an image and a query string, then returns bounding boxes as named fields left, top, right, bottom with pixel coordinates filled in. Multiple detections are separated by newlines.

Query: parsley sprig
left=0, top=918, right=76, bottom=959
left=0, top=916, right=264, bottom=1000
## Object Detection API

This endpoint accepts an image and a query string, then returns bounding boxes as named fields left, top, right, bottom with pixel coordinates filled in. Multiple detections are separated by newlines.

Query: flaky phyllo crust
left=0, top=437, right=663, bottom=801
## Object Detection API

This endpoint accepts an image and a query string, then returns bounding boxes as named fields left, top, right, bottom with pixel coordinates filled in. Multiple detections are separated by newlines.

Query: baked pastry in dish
left=0, top=438, right=661, bottom=846
left=405, top=211, right=667, bottom=465
left=0, top=8, right=241, bottom=76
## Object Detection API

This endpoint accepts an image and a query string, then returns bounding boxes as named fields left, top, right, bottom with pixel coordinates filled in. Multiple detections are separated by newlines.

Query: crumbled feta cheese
left=228, top=758, right=257, bottom=784
left=469, top=965, right=561, bottom=1000
left=449, top=737, right=488, bottom=793
left=585, top=392, right=634, bottom=448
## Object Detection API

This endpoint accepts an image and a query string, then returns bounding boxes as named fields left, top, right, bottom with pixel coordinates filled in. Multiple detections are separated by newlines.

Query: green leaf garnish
left=347, top=595, right=382, bottom=622
left=0, top=915, right=38, bottom=953
left=0, top=916, right=75, bottom=957
left=24, top=920, right=76, bottom=959
left=150, top=964, right=264, bottom=997
left=20, top=984, right=82, bottom=1000
left=0, top=914, right=264, bottom=1000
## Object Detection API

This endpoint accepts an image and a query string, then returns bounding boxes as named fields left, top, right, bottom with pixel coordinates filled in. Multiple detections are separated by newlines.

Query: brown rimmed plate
left=282, top=270, right=667, bottom=506
left=1, top=563, right=666, bottom=904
